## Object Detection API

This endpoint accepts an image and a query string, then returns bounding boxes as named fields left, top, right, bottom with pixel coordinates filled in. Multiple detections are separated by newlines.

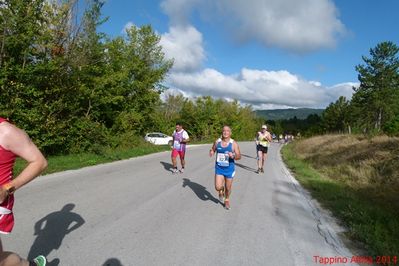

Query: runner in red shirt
left=0, top=118, right=48, bottom=266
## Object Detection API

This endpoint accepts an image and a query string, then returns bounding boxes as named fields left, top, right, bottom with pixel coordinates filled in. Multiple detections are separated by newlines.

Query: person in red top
left=0, top=118, right=48, bottom=266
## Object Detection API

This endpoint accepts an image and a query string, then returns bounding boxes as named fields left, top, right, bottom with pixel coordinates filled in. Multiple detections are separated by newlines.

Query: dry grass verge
left=282, top=134, right=399, bottom=258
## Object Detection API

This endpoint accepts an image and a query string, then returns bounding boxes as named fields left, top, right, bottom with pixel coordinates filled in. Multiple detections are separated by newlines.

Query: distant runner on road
left=255, top=125, right=272, bottom=174
left=209, top=126, right=241, bottom=210
left=0, top=117, right=48, bottom=266
left=171, top=122, right=189, bottom=174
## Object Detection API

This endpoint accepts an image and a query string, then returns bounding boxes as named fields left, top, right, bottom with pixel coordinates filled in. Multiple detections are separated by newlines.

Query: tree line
left=0, top=0, right=260, bottom=155
left=2, top=0, right=395, bottom=156
left=154, top=94, right=261, bottom=141
left=322, top=41, right=399, bottom=136
left=267, top=41, right=399, bottom=137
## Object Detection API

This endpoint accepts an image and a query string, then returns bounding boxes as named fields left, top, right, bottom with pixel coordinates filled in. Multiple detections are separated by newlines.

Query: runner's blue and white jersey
left=215, top=138, right=235, bottom=178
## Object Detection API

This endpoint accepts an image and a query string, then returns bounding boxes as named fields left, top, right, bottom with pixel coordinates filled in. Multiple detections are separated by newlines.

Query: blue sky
left=98, top=0, right=399, bottom=109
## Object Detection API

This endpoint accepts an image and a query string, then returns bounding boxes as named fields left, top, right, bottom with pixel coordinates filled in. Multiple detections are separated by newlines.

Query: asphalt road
left=2, top=142, right=358, bottom=266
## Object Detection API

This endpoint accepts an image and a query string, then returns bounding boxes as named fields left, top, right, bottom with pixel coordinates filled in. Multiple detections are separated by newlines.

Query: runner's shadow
left=235, top=162, right=258, bottom=173
left=28, top=203, right=85, bottom=265
left=103, top=258, right=124, bottom=266
left=160, top=161, right=173, bottom=172
left=241, top=154, right=257, bottom=160
left=182, top=178, right=219, bottom=204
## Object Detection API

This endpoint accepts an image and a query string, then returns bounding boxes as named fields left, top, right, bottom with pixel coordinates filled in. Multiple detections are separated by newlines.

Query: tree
left=351, top=41, right=399, bottom=133
left=322, top=96, right=351, bottom=133
left=109, top=24, right=173, bottom=135
left=0, top=0, right=173, bottom=154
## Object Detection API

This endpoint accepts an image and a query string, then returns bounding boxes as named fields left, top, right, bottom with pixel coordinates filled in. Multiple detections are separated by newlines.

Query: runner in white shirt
left=171, top=122, right=189, bottom=174
left=255, top=125, right=272, bottom=174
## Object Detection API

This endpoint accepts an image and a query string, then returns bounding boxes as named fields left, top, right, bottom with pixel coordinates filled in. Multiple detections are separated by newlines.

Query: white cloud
left=160, top=0, right=200, bottom=26
left=217, top=0, right=346, bottom=53
left=122, top=21, right=135, bottom=34
left=165, top=68, right=358, bottom=109
left=326, top=82, right=357, bottom=101
left=160, top=25, right=205, bottom=72
left=160, top=0, right=346, bottom=53
left=159, top=0, right=353, bottom=108
left=254, top=103, right=298, bottom=110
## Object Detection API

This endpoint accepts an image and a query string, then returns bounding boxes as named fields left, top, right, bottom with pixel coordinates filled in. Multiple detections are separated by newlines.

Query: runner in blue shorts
left=209, top=126, right=241, bottom=210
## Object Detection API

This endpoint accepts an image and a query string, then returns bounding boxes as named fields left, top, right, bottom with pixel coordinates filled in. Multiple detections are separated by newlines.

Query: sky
left=98, top=0, right=399, bottom=110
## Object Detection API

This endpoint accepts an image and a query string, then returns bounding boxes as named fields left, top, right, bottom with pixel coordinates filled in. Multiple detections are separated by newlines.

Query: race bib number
left=173, top=140, right=181, bottom=150
left=216, top=153, right=229, bottom=167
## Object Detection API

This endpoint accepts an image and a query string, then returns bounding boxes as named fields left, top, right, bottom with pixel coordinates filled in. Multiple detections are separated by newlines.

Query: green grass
left=14, top=144, right=171, bottom=176
left=281, top=143, right=399, bottom=259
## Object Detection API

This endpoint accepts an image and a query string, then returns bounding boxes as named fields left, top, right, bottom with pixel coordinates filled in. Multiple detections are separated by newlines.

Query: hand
left=228, top=152, right=234, bottom=158
left=209, top=150, right=214, bottom=157
left=0, top=187, right=8, bottom=204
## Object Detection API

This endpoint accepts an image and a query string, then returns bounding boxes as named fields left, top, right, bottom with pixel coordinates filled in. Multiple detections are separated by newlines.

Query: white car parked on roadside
left=144, top=132, right=173, bottom=145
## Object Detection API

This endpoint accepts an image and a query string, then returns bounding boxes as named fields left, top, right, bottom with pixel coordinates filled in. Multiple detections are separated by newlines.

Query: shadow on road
left=241, top=153, right=257, bottom=160
left=160, top=161, right=173, bottom=172
left=103, top=258, right=124, bottom=266
left=235, top=162, right=258, bottom=173
left=182, top=178, right=219, bottom=204
left=28, top=203, right=85, bottom=265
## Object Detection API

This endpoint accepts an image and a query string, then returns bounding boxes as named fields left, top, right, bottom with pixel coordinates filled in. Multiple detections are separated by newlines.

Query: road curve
left=2, top=142, right=358, bottom=266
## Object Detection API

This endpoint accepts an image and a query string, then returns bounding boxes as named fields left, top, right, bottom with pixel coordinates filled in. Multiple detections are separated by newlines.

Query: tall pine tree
left=351, top=41, right=399, bottom=133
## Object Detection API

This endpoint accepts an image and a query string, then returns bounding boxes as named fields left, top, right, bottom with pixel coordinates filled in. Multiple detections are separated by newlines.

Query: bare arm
left=255, top=132, right=259, bottom=144
left=209, top=141, right=217, bottom=157
left=267, top=132, right=273, bottom=142
left=182, top=131, right=189, bottom=143
left=0, top=122, right=47, bottom=202
left=232, top=141, right=241, bottom=160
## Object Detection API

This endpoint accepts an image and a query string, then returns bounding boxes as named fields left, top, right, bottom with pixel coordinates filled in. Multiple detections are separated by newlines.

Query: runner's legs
left=257, top=149, right=264, bottom=169
left=179, top=151, right=185, bottom=169
left=215, top=174, right=224, bottom=193
left=224, top=177, right=233, bottom=209
left=171, top=150, right=178, bottom=168
left=262, top=152, right=267, bottom=168
left=224, top=177, right=233, bottom=200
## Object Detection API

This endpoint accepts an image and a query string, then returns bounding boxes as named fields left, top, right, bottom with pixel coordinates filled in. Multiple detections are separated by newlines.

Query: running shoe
left=256, top=168, right=261, bottom=174
left=31, top=255, right=47, bottom=266
left=179, top=168, right=184, bottom=174
left=172, top=168, right=179, bottom=174
left=261, top=168, right=264, bottom=173
left=224, top=199, right=231, bottom=210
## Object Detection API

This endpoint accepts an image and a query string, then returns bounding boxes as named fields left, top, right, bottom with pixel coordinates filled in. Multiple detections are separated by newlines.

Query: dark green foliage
left=0, top=0, right=172, bottom=155
left=152, top=95, right=261, bottom=141
left=6, top=2, right=397, bottom=154
left=322, top=96, right=351, bottom=133
left=384, top=115, right=399, bottom=136
left=0, top=0, right=259, bottom=154
left=256, top=108, right=324, bottom=120
left=345, top=42, right=399, bottom=136
left=351, top=41, right=399, bottom=133
left=316, top=41, right=399, bottom=136
left=267, top=114, right=323, bottom=137
left=263, top=42, right=399, bottom=137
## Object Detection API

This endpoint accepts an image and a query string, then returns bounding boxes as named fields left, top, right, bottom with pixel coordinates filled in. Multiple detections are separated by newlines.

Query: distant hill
left=255, top=108, right=324, bottom=120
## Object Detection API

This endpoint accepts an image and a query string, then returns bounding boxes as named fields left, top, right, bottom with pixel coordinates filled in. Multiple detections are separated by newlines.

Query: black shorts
left=257, top=144, right=268, bottom=153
